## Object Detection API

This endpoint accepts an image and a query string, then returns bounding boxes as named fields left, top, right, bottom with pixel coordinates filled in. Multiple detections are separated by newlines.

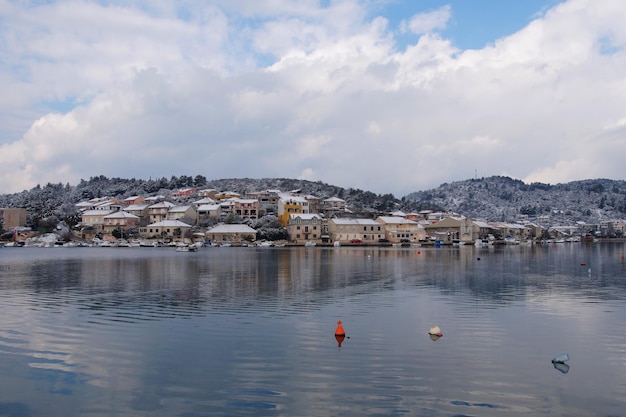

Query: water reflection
left=0, top=244, right=624, bottom=416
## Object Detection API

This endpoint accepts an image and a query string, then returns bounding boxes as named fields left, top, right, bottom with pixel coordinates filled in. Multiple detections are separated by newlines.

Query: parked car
left=350, top=239, right=362, bottom=243
left=378, top=238, right=389, bottom=243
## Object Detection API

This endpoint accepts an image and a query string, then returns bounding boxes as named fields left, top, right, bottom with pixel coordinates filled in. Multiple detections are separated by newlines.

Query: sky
left=1, top=0, right=625, bottom=197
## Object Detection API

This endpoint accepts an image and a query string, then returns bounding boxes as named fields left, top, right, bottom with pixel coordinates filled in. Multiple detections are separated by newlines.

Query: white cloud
left=0, top=0, right=625, bottom=196
left=401, top=5, right=451, bottom=35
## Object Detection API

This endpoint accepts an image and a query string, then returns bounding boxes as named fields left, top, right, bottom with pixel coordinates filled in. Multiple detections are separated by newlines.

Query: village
left=3, top=185, right=624, bottom=248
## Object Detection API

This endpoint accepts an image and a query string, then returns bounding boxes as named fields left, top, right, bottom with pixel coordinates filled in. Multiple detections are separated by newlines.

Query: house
left=245, top=189, right=281, bottom=216
left=102, top=211, right=141, bottom=234
left=192, top=197, right=216, bottom=208
left=213, top=191, right=241, bottom=201
left=472, top=220, right=494, bottom=239
left=93, top=198, right=122, bottom=211
left=277, top=195, right=310, bottom=226
left=143, top=220, right=192, bottom=240
left=328, top=218, right=385, bottom=244
left=123, top=196, right=145, bottom=206
left=376, top=216, right=424, bottom=243
left=233, top=199, right=260, bottom=220
left=219, top=199, right=235, bottom=216
left=172, top=188, right=196, bottom=199
left=286, top=213, right=325, bottom=244
left=322, top=197, right=346, bottom=217
left=147, top=201, right=176, bottom=223
left=75, top=201, right=96, bottom=211
left=205, top=224, right=257, bottom=244
left=422, top=216, right=476, bottom=243
left=405, top=212, right=422, bottom=221
left=0, top=208, right=27, bottom=229
left=197, top=189, right=219, bottom=198
left=491, top=222, right=528, bottom=240
left=81, top=209, right=115, bottom=232
left=123, top=204, right=150, bottom=225
left=167, top=205, right=196, bottom=224
left=304, top=195, right=323, bottom=214
left=196, top=204, right=222, bottom=223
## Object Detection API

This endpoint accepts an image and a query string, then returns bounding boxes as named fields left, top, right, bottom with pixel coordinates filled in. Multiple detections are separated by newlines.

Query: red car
left=350, top=239, right=362, bottom=243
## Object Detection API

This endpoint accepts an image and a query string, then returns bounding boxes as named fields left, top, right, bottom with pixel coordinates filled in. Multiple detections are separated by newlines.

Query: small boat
left=176, top=245, right=198, bottom=252
left=304, top=241, right=316, bottom=247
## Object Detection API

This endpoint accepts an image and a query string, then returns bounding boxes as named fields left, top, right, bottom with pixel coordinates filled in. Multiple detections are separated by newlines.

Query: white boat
left=176, top=245, right=198, bottom=252
left=304, top=241, right=316, bottom=247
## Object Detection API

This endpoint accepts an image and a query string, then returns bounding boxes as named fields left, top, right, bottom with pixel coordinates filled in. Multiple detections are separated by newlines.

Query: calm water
left=0, top=243, right=625, bottom=417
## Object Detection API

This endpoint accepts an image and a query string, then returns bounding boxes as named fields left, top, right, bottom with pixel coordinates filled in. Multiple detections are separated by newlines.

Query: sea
left=0, top=242, right=625, bottom=417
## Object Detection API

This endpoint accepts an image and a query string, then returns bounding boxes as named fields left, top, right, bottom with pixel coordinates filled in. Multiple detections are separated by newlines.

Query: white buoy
left=428, top=326, right=443, bottom=337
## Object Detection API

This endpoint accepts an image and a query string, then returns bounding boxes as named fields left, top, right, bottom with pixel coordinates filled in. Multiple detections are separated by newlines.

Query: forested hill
left=0, top=175, right=406, bottom=227
left=1, top=175, right=625, bottom=228
left=405, top=176, right=626, bottom=223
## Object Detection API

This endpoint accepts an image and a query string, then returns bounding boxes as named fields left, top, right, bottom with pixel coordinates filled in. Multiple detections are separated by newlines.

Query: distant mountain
left=404, top=176, right=626, bottom=224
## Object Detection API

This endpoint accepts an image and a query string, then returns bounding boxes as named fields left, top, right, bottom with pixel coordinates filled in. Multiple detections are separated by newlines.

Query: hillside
left=0, top=175, right=408, bottom=229
left=405, top=176, right=626, bottom=224
left=1, top=175, right=625, bottom=230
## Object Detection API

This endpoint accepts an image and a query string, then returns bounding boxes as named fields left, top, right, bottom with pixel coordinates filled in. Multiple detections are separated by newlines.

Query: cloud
left=401, top=5, right=451, bottom=35
left=0, top=0, right=625, bottom=196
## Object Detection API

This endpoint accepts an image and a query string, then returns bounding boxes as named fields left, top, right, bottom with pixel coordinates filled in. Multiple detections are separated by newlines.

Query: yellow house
left=277, top=196, right=309, bottom=226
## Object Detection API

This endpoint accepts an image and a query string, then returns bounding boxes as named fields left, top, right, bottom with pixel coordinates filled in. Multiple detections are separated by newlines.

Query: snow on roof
left=82, top=209, right=115, bottom=216
left=148, top=201, right=175, bottom=208
left=124, top=204, right=149, bottom=211
left=147, top=220, right=192, bottom=227
left=331, top=218, right=380, bottom=226
left=280, top=194, right=308, bottom=203
left=104, top=211, right=139, bottom=219
left=197, top=204, right=221, bottom=211
left=289, top=213, right=322, bottom=221
left=193, top=197, right=215, bottom=204
left=168, top=205, right=192, bottom=213
left=473, top=220, right=492, bottom=228
left=376, top=216, right=417, bottom=224
left=206, top=224, right=257, bottom=234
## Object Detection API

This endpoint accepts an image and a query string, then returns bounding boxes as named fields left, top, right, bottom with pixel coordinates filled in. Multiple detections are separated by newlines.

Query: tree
left=194, top=175, right=207, bottom=187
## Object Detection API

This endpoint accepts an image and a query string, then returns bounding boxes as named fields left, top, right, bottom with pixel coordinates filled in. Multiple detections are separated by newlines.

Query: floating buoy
left=335, top=320, right=346, bottom=337
left=417, top=251, right=421, bottom=255
left=477, top=257, right=481, bottom=261
left=552, top=353, right=569, bottom=364
left=428, top=325, right=442, bottom=337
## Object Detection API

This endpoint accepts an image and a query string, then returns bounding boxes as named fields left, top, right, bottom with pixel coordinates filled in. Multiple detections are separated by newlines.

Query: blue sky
left=0, top=0, right=625, bottom=196
left=382, top=0, right=561, bottom=50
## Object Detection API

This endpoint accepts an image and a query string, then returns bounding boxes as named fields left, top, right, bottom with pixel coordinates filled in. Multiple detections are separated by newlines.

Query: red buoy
left=335, top=320, right=346, bottom=336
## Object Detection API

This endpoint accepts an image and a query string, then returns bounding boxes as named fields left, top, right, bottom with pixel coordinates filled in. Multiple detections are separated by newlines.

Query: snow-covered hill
left=405, top=176, right=626, bottom=224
